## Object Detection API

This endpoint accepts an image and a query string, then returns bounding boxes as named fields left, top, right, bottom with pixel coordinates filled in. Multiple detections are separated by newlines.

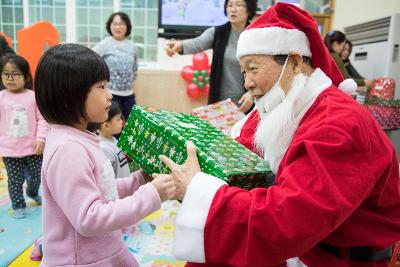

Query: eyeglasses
left=1, top=72, right=24, bottom=80
left=227, top=2, right=247, bottom=9
left=111, top=22, right=127, bottom=27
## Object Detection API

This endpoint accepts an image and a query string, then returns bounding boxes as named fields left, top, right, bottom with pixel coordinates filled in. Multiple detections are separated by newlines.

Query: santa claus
left=159, top=2, right=400, bottom=267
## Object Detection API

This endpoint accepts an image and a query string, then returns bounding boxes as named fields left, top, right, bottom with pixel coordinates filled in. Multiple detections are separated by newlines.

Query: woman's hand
left=159, top=141, right=201, bottom=200
left=364, top=79, right=374, bottom=88
left=35, top=141, right=45, bottom=155
left=238, top=91, right=254, bottom=113
left=165, top=39, right=183, bottom=57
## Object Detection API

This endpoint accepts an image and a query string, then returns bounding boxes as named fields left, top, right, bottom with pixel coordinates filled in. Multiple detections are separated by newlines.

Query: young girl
left=34, top=44, right=176, bottom=266
left=0, top=54, right=48, bottom=219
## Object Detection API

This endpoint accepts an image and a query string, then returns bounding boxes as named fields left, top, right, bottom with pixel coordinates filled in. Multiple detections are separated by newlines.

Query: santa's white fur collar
left=255, top=68, right=332, bottom=173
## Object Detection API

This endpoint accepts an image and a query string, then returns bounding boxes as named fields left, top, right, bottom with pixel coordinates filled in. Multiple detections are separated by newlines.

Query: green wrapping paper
left=118, top=106, right=275, bottom=190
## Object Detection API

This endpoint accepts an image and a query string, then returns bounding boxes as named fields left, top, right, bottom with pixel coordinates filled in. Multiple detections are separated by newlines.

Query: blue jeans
left=112, top=94, right=136, bottom=121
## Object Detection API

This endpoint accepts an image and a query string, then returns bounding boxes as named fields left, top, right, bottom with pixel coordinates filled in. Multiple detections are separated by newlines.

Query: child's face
left=1, top=63, right=26, bottom=93
left=85, top=80, right=112, bottom=123
left=108, top=113, right=124, bottom=135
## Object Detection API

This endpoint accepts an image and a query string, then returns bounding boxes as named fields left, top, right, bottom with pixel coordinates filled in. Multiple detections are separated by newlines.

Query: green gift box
left=118, top=106, right=275, bottom=190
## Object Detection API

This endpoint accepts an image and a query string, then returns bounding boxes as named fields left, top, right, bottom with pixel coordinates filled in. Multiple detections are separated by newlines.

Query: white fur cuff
left=173, top=172, right=227, bottom=262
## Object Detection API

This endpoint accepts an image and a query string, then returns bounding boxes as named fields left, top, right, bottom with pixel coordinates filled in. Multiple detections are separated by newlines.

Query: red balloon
left=181, top=65, right=194, bottom=82
left=193, top=52, right=209, bottom=70
left=187, top=83, right=202, bottom=98
left=198, top=76, right=204, bottom=82
left=208, top=65, right=211, bottom=75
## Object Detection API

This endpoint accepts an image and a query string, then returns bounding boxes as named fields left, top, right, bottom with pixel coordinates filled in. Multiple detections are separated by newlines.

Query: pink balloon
left=181, top=65, right=194, bottom=82
left=187, top=83, right=202, bottom=98
left=193, top=52, right=209, bottom=70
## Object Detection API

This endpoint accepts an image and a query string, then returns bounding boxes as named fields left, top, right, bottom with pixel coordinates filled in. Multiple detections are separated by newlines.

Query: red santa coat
left=174, top=85, right=400, bottom=267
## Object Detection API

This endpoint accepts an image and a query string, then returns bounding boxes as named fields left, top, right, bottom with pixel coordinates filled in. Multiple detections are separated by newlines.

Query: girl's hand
left=159, top=141, right=201, bottom=200
left=140, top=169, right=153, bottom=183
left=151, top=174, right=176, bottom=202
left=238, top=91, right=254, bottom=113
left=35, top=141, right=45, bottom=155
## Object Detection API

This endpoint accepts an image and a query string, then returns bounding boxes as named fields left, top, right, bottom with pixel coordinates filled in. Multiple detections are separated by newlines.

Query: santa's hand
left=159, top=141, right=200, bottom=200
left=238, top=91, right=254, bottom=113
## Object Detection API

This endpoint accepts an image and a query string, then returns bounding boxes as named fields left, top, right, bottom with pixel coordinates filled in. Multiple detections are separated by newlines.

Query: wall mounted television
left=158, top=0, right=228, bottom=39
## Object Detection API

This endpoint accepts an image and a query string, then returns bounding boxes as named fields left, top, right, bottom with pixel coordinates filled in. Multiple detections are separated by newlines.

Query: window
left=0, top=0, right=24, bottom=50
left=0, top=0, right=159, bottom=61
left=76, top=0, right=113, bottom=48
left=121, top=0, right=158, bottom=61
left=28, top=0, right=67, bottom=43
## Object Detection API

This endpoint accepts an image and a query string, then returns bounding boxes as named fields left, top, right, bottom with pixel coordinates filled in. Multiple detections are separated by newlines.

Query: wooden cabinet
left=134, top=68, right=207, bottom=113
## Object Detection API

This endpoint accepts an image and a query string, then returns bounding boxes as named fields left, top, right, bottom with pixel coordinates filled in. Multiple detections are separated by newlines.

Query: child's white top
left=99, top=136, right=131, bottom=178
left=0, top=89, right=48, bottom=157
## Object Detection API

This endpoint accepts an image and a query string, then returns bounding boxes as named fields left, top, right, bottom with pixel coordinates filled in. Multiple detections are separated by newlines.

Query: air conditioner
left=345, top=15, right=400, bottom=158
left=344, top=14, right=400, bottom=98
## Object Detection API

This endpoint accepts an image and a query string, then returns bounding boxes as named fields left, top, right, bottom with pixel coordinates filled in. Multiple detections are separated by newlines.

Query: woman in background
left=165, top=0, right=257, bottom=113
left=324, top=30, right=372, bottom=88
left=341, top=40, right=365, bottom=80
left=94, top=12, right=138, bottom=122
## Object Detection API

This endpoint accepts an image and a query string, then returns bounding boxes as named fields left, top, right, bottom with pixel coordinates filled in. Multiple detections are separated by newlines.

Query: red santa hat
left=237, top=2, right=345, bottom=88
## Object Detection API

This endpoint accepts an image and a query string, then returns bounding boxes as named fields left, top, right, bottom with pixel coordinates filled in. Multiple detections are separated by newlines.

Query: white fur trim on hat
left=237, top=27, right=312, bottom=59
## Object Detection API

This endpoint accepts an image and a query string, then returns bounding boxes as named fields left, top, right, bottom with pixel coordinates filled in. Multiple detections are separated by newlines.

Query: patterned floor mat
left=0, top=158, right=43, bottom=267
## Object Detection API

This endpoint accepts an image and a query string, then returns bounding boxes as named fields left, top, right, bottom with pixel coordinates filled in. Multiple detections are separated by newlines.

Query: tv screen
left=159, top=0, right=228, bottom=39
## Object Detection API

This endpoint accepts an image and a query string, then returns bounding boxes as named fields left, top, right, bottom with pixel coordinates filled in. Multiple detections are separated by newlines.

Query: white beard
left=254, top=68, right=332, bottom=174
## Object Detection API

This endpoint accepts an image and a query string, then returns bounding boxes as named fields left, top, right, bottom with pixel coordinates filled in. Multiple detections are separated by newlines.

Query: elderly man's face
left=240, top=54, right=283, bottom=100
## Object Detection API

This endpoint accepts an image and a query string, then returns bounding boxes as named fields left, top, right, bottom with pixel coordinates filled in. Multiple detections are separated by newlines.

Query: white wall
left=332, top=0, right=400, bottom=31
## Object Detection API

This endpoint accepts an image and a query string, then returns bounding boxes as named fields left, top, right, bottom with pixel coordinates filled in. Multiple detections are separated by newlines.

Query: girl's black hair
left=86, top=101, right=122, bottom=133
left=0, top=54, right=33, bottom=89
left=344, top=40, right=353, bottom=56
left=106, top=12, right=132, bottom=37
left=224, top=0, right=258, bottom=21
left=34, top=43, right=110, bottom=126
left=323, top=30, right=346, bottom=52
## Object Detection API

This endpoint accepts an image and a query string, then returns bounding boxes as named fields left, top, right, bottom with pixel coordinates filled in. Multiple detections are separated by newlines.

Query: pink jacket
left=40, top=124, right=161, bottom=266
left=0, top=89, right=48, bottom=157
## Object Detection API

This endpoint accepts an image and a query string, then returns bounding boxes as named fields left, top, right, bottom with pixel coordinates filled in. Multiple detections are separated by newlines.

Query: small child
left=0, top=54, right=48, bottom=219
left=34, top=44, right=176, bottom=266
left=87, top=101, right=131, bottom=178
